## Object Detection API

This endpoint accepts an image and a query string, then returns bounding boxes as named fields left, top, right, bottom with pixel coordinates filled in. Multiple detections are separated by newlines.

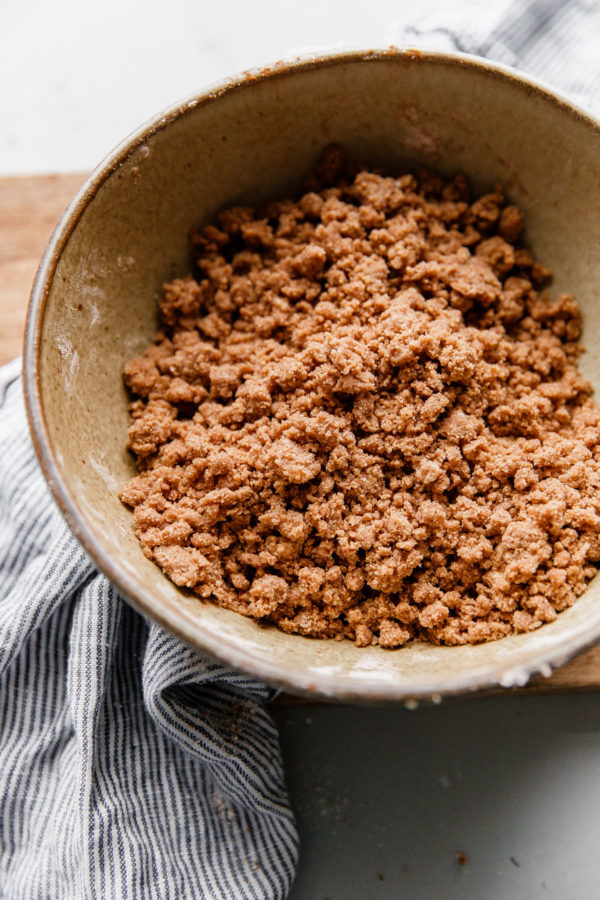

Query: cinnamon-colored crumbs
left=120, top=147, right=600, bottom=648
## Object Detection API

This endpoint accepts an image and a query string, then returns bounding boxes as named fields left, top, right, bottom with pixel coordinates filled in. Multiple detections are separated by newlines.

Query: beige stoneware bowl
left=25, top=49, right=600, bottom=702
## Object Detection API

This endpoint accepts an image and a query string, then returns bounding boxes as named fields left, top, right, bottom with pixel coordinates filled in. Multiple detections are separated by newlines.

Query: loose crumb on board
left=120, top=145, right=600, bottom=648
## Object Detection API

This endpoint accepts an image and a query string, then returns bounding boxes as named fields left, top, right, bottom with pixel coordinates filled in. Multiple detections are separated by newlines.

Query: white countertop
left=1, top=0, right=457, bottom=176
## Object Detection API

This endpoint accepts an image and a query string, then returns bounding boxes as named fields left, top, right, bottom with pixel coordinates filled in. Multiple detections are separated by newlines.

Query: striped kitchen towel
left=388, top=0, right=600, bottom=115
left=2, top=1, right=600, bottom=897
left=0, top=356, right=297, bottom=898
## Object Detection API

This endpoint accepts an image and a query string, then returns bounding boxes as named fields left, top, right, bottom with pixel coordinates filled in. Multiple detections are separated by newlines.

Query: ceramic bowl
left=24, top=49, right=600, bottom=702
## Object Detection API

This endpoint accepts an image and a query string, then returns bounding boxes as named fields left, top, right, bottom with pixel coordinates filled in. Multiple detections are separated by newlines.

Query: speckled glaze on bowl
left=24, top=49, right=600, bottom=702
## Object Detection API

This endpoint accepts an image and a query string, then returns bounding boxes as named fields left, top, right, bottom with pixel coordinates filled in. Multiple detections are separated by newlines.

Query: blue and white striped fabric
left=0, top=358, right=297, bottom=898
left=390, top=0, right=600, bottom=116
left=2, top=2, right=600, bottom=896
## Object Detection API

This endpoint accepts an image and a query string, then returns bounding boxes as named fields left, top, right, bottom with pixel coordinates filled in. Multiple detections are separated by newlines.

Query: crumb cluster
left=120, top=147, right=600, bottom=647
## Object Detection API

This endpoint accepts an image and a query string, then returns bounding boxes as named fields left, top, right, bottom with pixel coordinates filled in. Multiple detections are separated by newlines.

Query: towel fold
left=0, top=359, right=297, bottom=899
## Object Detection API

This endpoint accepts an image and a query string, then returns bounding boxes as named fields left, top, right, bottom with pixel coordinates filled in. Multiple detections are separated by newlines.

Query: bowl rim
left=23, top=46, right=600, bottom=702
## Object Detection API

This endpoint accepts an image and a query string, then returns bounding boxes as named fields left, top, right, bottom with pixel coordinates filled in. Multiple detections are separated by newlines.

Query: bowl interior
left=27, top=51, right=600, bottom=701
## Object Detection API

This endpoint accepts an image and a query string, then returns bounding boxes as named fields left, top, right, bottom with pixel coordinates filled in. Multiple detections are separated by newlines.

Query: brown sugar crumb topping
left=120, top=147, right=600, bottom=648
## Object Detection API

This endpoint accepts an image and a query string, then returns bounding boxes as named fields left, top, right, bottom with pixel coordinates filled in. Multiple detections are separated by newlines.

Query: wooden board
left=0, top=172, right=85, bottom=365
left=3, top=171, right=600, bottom=696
